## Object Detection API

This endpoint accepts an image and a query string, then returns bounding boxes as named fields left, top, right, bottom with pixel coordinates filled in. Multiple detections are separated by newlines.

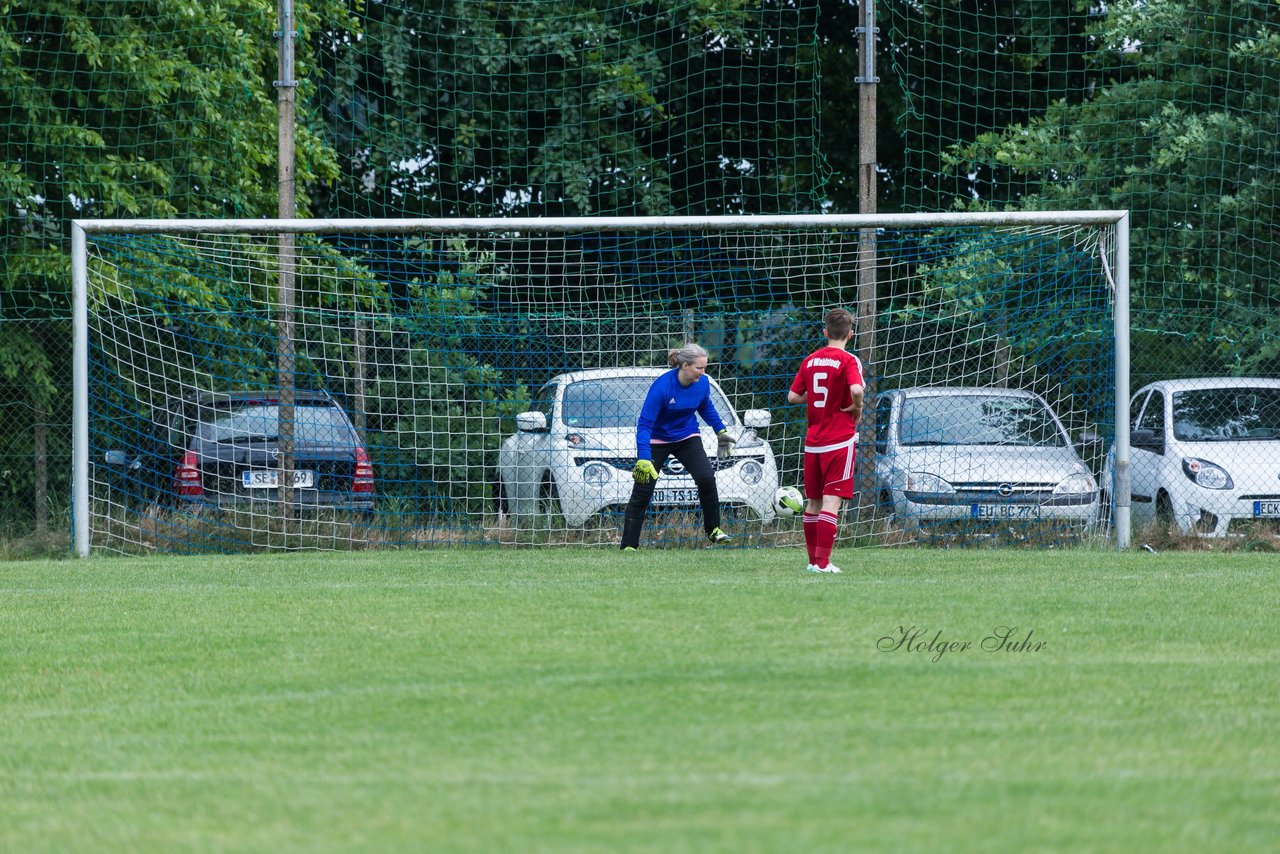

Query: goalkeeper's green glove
left=716, top=429, right=736, bottom=459
left=633, top=459, right=659, bottom=483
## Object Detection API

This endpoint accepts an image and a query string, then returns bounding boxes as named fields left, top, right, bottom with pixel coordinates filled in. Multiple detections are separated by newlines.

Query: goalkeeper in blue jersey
left=621, top=343, right=735, bottom=550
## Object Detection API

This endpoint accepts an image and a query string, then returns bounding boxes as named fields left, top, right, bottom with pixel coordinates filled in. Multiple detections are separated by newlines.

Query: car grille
left=576, top=455, right=764, bottom=473
left=906, top=481, right=1094, bottom=506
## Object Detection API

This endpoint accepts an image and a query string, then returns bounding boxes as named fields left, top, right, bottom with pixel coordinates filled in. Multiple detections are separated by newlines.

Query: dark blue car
left=149, top=390, right=375, bottom=513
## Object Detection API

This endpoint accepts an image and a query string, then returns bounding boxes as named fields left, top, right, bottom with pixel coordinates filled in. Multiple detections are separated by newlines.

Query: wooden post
left=276, top=0, right=297, bottom=519
left=855, top=0, right=880, bottom=518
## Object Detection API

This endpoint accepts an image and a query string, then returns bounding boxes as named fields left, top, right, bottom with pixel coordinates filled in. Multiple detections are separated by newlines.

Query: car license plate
left=654, top=488, right=700, bottom=506
left=970, top=504, right=1042, bottom=520
left=1253, top=500, right=1280, bottom=518
left=242, top=469, right=315, bottom=489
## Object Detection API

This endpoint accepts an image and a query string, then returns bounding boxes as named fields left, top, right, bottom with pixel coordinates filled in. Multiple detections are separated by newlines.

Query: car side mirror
left=1077, top=430, right=1101, bottom=446
left=103, top=450, right=141, bottom=471
left=516, top=411, right=548, bottom=433
left=742, top=409, right=771, bottom=429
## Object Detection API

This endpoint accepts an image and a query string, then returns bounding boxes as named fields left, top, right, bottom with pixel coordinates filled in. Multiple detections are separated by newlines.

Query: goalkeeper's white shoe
left=807, top=563, right=843, bottom=574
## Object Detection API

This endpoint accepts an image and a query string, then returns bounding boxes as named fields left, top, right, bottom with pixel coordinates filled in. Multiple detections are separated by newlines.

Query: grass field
left=2, top=547, right=1278, bottom=852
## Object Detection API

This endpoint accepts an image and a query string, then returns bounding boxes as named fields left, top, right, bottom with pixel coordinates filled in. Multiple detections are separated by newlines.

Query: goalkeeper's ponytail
left=668, top=342, right=709, bottom=369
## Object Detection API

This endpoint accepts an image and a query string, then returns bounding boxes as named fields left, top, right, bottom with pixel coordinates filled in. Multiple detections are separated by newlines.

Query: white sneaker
left=808, top=563, right=842, bottom=574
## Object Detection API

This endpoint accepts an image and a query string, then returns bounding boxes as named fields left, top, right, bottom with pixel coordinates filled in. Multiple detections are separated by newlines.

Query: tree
left=310, top=0, right=827, bottom=218
left=0, top=0, right=351, bottom=525
left=816, top=0, right=1099, bottom=214
left=945, top=0, right=1280, bottom=378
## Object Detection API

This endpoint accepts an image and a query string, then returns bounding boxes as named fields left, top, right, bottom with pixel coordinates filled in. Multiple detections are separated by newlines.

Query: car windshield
left=900, top=394, right=1066, bottom=447
left=560, top=377, right=734, bottom=429
left=1172, top=387, right=1280, bottom=441
left=195, top=404, right=358, bottom=445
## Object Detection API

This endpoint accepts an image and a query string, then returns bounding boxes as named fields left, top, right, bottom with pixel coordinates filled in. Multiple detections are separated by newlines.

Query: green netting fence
left=884, top=0, right=1280, bottom=386
left=3, top=0, right=1278, bottom=547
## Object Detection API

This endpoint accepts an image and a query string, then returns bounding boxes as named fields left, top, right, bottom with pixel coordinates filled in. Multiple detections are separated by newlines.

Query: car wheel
left=877, top=489, right=894, bottom=516
left=1156, top=491, right=1175, bottom=531
left=877, top=489, right=903, bottom=526
left=537, top=476, right=561, bottom=521
left=493, top=477, right=509, bottom=516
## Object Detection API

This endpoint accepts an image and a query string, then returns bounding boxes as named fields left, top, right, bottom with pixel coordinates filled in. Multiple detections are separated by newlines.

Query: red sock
left=814, top=511, right=838, bottom=568
left=802, top=513, right=819, bottom=564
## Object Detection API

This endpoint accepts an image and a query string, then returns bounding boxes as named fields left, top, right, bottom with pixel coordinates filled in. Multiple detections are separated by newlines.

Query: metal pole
left=72, top=223, right=90, bottom=557
left=276, top=0, right=298, bottom=519
left=1114, top=214, right=1131, bottom=549
left=855, top=0, right=879, bottom=519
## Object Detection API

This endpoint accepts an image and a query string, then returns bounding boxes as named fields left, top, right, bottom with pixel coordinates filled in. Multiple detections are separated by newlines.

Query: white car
left=1105, top=377, right=1280, bottom=536
left=496, top=368, right=780, bottom=527
left=873, top=386, right=1100, bottom=528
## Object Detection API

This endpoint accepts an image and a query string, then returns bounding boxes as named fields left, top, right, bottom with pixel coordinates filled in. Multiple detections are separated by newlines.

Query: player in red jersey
left=787, top=308, right=864, bottom=573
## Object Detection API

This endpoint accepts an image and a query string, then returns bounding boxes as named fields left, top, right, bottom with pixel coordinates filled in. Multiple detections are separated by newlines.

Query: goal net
left=72, top=214, right=1127, bottom=555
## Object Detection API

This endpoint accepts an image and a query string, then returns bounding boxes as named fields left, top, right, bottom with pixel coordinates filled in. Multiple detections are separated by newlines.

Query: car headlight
left=565, top=433, right=609, bottom=451
left=1053, top=472, right=1097, bottom=495
left=1181, top=457, right=1233, bottom=490
left=738, top=460, right=764, bottom=485
left=905, top=472, right=954, bottom=494
left=581, top=462, right=612, bottom=488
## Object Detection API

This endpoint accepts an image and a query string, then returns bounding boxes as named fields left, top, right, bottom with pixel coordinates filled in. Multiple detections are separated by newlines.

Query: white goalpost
left=71, top=212, right=1130, bottom=557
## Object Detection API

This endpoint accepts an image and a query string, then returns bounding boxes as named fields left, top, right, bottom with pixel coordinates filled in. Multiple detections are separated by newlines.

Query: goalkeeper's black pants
left=621, top=435, right=721, bottom=549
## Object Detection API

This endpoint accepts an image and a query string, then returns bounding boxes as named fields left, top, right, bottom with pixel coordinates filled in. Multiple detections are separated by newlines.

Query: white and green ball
left=774, top=485, right=804, bottom=518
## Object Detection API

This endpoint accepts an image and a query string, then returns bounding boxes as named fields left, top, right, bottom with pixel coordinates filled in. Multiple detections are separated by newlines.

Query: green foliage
left=311, top=0, right=825, bottom=217
left=879, top=0, right=1101, bottom=211
left=942, top=0, right=1280, bottom=373
left=2, top=0, right=348, bottom=233
left=363, top=343, right=521, bottom=514
left=0, top=326, right=55, bottom=407
left=359, top=239, right=523, bottom=514
left=1, top=0, right=357, bottom=526
left=901, top=228, right=1114, bottom=429
left=87, top=233, right=386, bottom=418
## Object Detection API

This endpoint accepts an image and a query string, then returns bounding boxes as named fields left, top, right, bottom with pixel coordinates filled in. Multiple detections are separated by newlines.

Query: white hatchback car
left=873, top=386, right=1100, bottom=528
left=496, top=368, right=781, bottom=526
left=1106, top=377, right=1280, bottom=536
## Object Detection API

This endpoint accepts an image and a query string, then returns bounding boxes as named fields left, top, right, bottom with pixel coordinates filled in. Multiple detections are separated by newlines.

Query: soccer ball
left=774, top=485, right=804, bottom=518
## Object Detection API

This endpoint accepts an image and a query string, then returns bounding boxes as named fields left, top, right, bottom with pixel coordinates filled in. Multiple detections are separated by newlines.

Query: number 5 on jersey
left=812, top=372, right=829, bottom=408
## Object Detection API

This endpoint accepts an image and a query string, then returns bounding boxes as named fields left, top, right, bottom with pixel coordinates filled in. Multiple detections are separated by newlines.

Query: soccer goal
left=71, top=212, right=1131, bottom=556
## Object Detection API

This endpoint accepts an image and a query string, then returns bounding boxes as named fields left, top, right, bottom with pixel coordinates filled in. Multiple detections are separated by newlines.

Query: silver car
left=496, top=368, right=780, bottom=527
left=873, top=387, right=1099, bottom=528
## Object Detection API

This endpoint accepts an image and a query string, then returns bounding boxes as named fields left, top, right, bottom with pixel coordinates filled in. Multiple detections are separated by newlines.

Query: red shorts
left=803, top=440, right=857, bottom=500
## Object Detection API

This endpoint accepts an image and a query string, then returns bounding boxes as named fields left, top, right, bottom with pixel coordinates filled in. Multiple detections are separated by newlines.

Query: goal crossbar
left=74, top=211, right=1129, bottom=235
